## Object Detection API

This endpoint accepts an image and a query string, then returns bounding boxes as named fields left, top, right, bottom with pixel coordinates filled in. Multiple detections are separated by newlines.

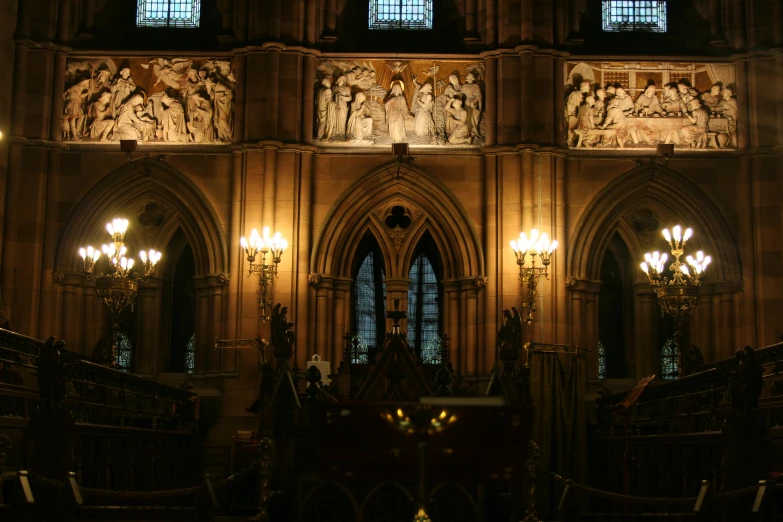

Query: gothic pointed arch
left=567, top=163, right=742, bottom=284
left=311, top=161, right=484, bottom=280
left=54, top=158, right=228, bottom=277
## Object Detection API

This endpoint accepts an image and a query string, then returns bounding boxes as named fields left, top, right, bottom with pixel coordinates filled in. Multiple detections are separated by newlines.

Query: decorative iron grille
left=137, top=0, right=201, bottom=28
left=602, top=1, right=667, bottom=32
left=116, top=332, right=133, bottom=372
left=598, top=340, right=607, bottom=379
left=369, top=0, right=433, bottom=30
left=186, top=333, right=195, bottom=374
left=661, top=338, right=679, bottom=379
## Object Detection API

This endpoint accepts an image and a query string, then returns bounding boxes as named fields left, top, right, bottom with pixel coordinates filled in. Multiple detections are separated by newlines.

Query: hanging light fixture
left=78, top=218, right=161, bottom=369
left=640, top=225, right=711, bottom=377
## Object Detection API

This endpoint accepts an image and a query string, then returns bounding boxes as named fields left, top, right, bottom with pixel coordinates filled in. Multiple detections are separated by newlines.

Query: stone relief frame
left=314, top=58, right=486, bottom=148
left=63, top=56, right=235, bottom=144
left=564, top=61, right=737, bottom=151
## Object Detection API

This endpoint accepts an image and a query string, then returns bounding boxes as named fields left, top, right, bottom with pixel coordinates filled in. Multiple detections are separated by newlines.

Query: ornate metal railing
left=595, top=342, right=783, bottom=435
left=0, top=328, right=196, bottom=431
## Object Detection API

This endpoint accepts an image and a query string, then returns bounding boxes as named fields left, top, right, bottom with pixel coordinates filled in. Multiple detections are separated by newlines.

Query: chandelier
left=640, top=225, right=711, bottom=376
left=240, top=226, right=287, bottom=322
left=511, top=229, right=558, bottom=325
left=79, top=218, right=161, bottom=368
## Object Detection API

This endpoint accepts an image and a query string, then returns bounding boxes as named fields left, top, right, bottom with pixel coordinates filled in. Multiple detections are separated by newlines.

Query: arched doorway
left=567, top=164, right=743, bottom=379
left=308, top=161, right=485, bottom=374
left=52, top=158, right=228, bottom=375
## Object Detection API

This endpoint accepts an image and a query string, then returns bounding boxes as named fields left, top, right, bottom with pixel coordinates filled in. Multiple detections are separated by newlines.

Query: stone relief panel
left=63, top=57, right=235, bottom=144
left=314, top=59, right=485, bottom=148
left=564, top=61, right=737, bottom=150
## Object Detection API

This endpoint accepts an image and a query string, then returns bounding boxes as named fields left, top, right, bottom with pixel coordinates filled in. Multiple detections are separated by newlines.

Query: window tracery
left=137, top=0, right=201, bottom=28
left=369, top=0, right=433, bottom=30
left=602, top=1, right=667, bottom=32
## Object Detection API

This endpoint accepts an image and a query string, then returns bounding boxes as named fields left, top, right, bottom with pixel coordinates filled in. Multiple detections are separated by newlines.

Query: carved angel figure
left=387, top=61, right=408, bottom=75
left=143, top=58, right=193, bottom=90
left=496, top=308, right=523, bottom=359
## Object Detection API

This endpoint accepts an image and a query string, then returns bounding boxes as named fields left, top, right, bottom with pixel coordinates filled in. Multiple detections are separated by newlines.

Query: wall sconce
left=240, top=226, right=287, bottom=322
left=510, top=229, right=557, bottom=325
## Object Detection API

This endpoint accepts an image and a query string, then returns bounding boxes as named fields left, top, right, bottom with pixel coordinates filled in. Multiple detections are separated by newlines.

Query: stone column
left=294, top=152, right=313, bottom=369
left=264, top=51, right=280, bottom=139
left=332, top=278, right=351, bottom=365
left=305, top=0, right=317, bottom=45
left=323, top=0, right=337, bottom=38
left=732, top=0, right=746, bottom=48
left=78, top=0, right=95, bottom=36
left=50, top=51, right=66, bottom=141
left=568, top=280, right=586, bottom=370
left=233, top=54, right=246, bottom=142
left=443, top=280, right=461, bottom=372
left=314, top=276, right=333, bottom=363
left=209, top=277, right=227, bottom=374
left=263, top=146, right=277, bottom=227
left=135, top=279, right=161, bottom=375
left=635, top=284, right=658, bottom=378
left=485, top=0, right=496, bottom=46
left=303, top=54, right=316, bottom=145
left=709, top=0, right=722, bottom=40
left=194, top=285, right=211, bottom=376
left=691, top=284, right=715, bottom=362
left=464, top=0, right=478, bottom=40
left=223, top=150, right=244, bottom=373
left=735, top=60, right=750, bottom=149
left=462, top=278, right=479, bottom=375
left=484, top=56, right=497, bottom=147
left=483, top=154, right=498, bottom=374
left=520, top=0, right=533, bottom=41
left=60, top=280, right=78, bottom=344
left=57, top=0, right=73, bottom=43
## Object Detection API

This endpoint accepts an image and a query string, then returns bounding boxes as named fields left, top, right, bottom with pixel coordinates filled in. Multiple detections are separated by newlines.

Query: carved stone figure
left=681, top=98, right=708, bottom=148
left=333, top=76, right=352, bottom=138
left=577, top=96, right=598, bottom=147
left=212, top=78, right=234, bottom=141
left=497, top=308, right=523, bottom=362
left=714, top=87, right=737, bottom=147
left=594, top=88, right=607, bottom=124
left=445, top=97, right=471, bottom=145
left=634, top=84, right=663, bottom=116
left=187, top=92, right=214, bottom=143
left=110, top=67, right=136, bottom=118
left=460, top=72, right=482, bottom=138
left=700, top=83, right=722, bottom=109
left=88, top=91, right=115, bottom=141
left=413, top=83, right=435, bottom=137
left=346, top=92, right=373, bottom=141
left=63, top=79, right=91, bottom=140
left=385, top=81, right=408, bottom=142
left=661, top=83, right=685, bottom=114
left=614, top=88, right=634, bottom=116
left=316, top=77, right=337, bottom=140
left=115, top=94, right=155, bottom=141
left=160, top=92, right=188, bottom=143
left=271, top=304, right=295, bottom=352
left=64, top=57, right=235, bottom=144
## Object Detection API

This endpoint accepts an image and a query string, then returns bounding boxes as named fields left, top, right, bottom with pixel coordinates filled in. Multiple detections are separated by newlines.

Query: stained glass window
left=137, top=0, right=201, bottom=28
left=369, top=0, right=433, bottom=30
left=186, top=334, right=195, bottom=374
left=407, top=253, right=440, bottom=360
left=602, top=1, right=667, bottom=32
left=661, top=338, right=679, bottom=379
left=354, top=251, right=387, bottom=359
left=598, top=340, right=607, bottom=379
left=350, top=334, right=370, bottom=364
left=116, top=332, right=133, bottom=372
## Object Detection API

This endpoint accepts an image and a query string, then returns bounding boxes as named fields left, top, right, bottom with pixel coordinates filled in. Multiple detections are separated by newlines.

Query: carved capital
left=217, top=272, right=229, bottom=286
left=51, top=271, right=65, bottom=284
left=473, top=275, right=488, bottom=290
left=308, top=273, right=321, bottom=286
